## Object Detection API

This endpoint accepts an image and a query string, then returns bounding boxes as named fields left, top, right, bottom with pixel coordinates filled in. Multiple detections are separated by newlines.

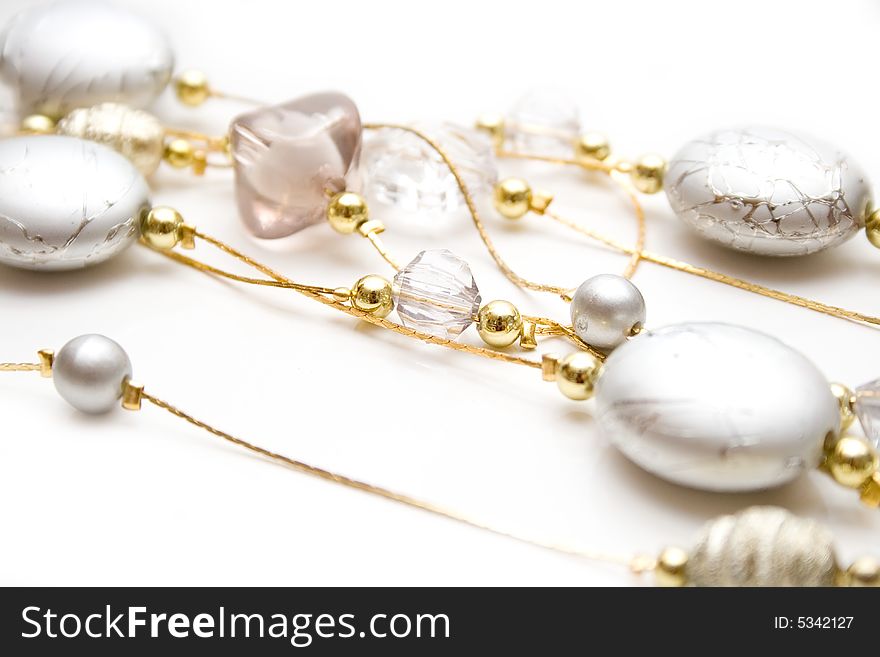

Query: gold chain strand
left=0, top=362, right=40, bottom=371
left=546, top=210, right=880, bottom=329
left=493, top=148, right=646, bottom=280
left=140, top=389, right=646, bottom=573
left=144, top=239, right=550, bottom=368
left=363, top=229, right=401, bottom=270
left=364, top=123, right=572, bottom=296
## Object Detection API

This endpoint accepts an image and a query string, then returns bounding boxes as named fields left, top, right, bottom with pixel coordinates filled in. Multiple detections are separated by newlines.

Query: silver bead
left=53, top=334, right=132, bottom=414
left=594, top=322, right=838, bottom=491
left=57, top=103, right=164, bottom=175
left=570, top=274, right=646, bottom=349
left=688, top=507, right=839, bottom=587
left=0, top=0, right=174, bottom=118
left=0, top=135, right=148, bottom=271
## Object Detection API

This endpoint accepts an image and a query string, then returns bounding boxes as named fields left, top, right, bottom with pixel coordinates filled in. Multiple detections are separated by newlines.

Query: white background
left=1, top=0, right=879, bottom=586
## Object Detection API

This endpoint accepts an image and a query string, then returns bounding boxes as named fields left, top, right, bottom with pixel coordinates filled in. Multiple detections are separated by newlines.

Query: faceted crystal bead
left=507, top=88, right=580, bottom=156
left=393, top=250, right=481, bottom=339
left=855, top=379, right=880, bottom=448
left=362, top=123, right=497, bottom=213
left=230, top=92, right=362, bottom=239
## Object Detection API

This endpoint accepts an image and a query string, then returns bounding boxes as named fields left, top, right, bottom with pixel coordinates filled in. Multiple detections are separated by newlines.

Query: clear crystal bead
left=393, top=249, right=481, bottom=339
left=855, top=378, right=880, bottom=448
left=507, top=88, right=580, bottom=156
left=361, top=123, right=497, bottom=214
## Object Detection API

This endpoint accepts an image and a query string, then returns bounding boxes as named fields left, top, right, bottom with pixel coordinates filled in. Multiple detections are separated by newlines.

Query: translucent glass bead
left=507, top=88, right=580, bottom=156
left=393, top=250, right=481, bottom=339
left=855, top=378, right=880, bottom=448
left=362, top=123, right=497, bottom=214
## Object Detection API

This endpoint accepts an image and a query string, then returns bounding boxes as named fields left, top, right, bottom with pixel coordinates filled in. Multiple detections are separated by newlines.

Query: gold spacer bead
left=860, top=471, right=880, bottom=507
left=121, top=380, right=144, bottom=411
left=827, top=435, right=878, bottom=489
left=475, top=113, right=505, bottom=148
left=829, top=382, right=856, bottom=431
left=845, top=556, right=880, bottom=587
left=140, top=206, right=184, bottom=250
left=555, top=351, right=602, bottom=401
left=655, top=546, right=689, bottom=587
left=178, top=223, right=196, bottom=250
left=476, top=300, right=523, bottom=348
left=573, top=131, right=611, bottom=163
left=332, top=287, right=352, bottom=303
left=164, top=138, right=195, bottom=169
left=520, top=321, right=537, bottom=350
left=630, top=153, right=667, bottom=194
left=528, top=189, right=554, bottom=215
left=350, top=275, right=394, bottom=318
left=37, top=349, right=54, bottom=378
left=493, top=178, right=532, bottom=220
left=191, top=149, right=208, bottom=176
left=541, top=353, right=559, bottom=382
left=20, top=114, right=56, bottom=135
left=866, top=209, right=880, bottom=248
left=327, top=192, right=369, bottom=234
left=174, top=70, right=211, bottom=107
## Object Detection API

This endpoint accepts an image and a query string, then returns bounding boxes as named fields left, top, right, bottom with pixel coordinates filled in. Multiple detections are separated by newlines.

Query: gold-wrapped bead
left=476, top=300, right=522, bottom=348
left=574, top=132, right=611, bottom=163
left=351, top=275, right=394, bottom=318
left=175, top=70, right=211, bottom=107
left=20, top=114, right=56, bottom=135
left=829, top=382, right=856, bottom=431
left=846, top=556, right=880, bottom=587
left=827, top=435, right=878, bottom=488
left=164, top=138, right=194, bottom=169
left=327, top=192, right=369, bottom=234
left=493, top=178, right=532, bottom=220
left=655, top=546, right=689, bottom=587
left=140, top=206, right=184, bottom=250
left=555, top=351, right=602, bottom=400
left=866, top=208, right=880, bottom=248
left=630, top=153, right=666, bottom=194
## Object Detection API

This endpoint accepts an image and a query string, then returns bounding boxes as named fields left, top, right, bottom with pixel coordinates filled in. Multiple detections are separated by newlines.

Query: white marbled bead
left=0, top=0, right=174, bottom=117
left=53, top=334, right=132, bottom=414
left=0, top=135, right=149, bottom=271
left=570, top=274, right=646, bottom=350
left=594, top=322, right=839, bottom=491
left=665, top=126, right=872, bottom=256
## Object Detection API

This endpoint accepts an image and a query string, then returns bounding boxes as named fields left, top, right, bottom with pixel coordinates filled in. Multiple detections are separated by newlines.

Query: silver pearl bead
left=570, top=274, right=646, bottom=349
left=53, top=335, right=132, bottom=414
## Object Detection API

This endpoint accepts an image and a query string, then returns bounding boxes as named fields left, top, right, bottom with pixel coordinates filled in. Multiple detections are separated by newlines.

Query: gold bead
left=475, top=113, right=505, bottom=148
left=655, top=546, right=689, bottom=587
left=20, top=114, right=56, bottom=135
left=332, top=287, right=352, bottom=303
left=140, top=206, right=184, bottom=250
left=827, top=435, right=878, bottom=488
left=476, top=300, right=523, bottom=348
left=555, top=351, right=602, bottom=400
left=866, top=209, right=880, bottom=248
left=327, top=192, right=369, bottom=234
left=351, top=275, right=394, bottom=318
left=630, top=153, right=667, bottom=194
left=846, top=556, right=880, bottom=587
left=574, top=132, right=611, bottom=162
left=175, top=70, right=211, bottom=107
left=164, top=138, right=194, bottom=169
left=493, top=178, right=532, bottom=220
left=829, top=382, right=856, bottom=431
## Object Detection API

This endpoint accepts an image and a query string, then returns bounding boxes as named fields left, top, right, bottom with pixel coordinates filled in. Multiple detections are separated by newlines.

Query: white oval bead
left=594, top=322, right=839, bottom=491
left=665, top=127, right=872, bottom=256
left=0, top=0, right=174, bottom=117
left=53, top=334, right=132, bottom=414
left=0, top=135, right=149, bottom=270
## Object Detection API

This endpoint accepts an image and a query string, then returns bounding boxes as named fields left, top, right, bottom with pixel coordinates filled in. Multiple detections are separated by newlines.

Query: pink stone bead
left=230, top=92, right=362, bottom=239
